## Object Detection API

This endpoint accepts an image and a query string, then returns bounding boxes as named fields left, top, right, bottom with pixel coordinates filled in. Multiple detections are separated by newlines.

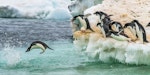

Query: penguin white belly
left=137, top=30, right=143, bottom=43
left=31, top=43, right=45, bottom=50
left=111, top=34, right=130, bottom=41
left=98, top=25, right=106, bottom=38
left=129, top=26, right=136, bottom=37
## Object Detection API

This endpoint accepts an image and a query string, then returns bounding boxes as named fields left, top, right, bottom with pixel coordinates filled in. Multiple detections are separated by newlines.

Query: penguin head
left=26, top=47, right=31, bottom=52
left=110, top=21, right=123, bottom=32
left=147, top=22, right=150, bottom=27
left=131, top=20, right=142, bottom=28
left=26, top=43, right=36, bottom=52
left=72, top=15, right=84, bottom=22
left=94, top=11, right=112, bottom=20
left=124, top=23, right=131, bottom=28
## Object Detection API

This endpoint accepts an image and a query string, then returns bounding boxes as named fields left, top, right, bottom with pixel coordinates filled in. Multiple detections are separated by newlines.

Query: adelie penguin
left=124, top=20, right=148, bottom=43
left=72, top=15, right=94, bottom=32
left=124, top=22, right=137, bottom=38
left=26, top=41, right=53, bottom=54
left=97, top=23, right=111, bottom=38
left=94, top=11, right=112, bottom=23
left=132, top=20, right=149, bottom=43
left=109, top=21, right=123, bottom=32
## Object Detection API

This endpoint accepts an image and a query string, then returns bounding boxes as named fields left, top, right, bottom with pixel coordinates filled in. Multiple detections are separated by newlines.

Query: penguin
left=72, top=15, right=84, bottom=22
left=94, top=11, right=112, bottom=23
left=94, top=11, right=112, bottom=36
left=124, top=22, right=137, bottom=38
left=97, top=23, right=106, bottom=38
left=132, top=20, right=148, bottom=43
left=84, top=18, right=94, bottom=32
left=110, top=21, right=123, bottom=32
left=26, top=41, right=53, bottom=54
left=71, top=15, right=85, bottom=33
left=72, top=15, right=94, bottom=32
left=97, top=22, right=111, bottom=38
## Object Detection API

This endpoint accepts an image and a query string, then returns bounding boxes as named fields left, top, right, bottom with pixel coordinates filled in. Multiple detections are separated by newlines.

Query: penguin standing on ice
left=94, top=11, right=112, bottom=37
left=124, top=22, right=137, bottom=38
left=109, top=21, right=129, bottom=39
left=72, top=15, right=94, bottom=32
left=124, top=20, right=148, bottom=43
left=94, top=11, right=112, bottom=23
left=26, top=41, right=53, bottom=54
left=97, top=23, right=107, bottom=38
left=132, top=20, right=148, bottom=43
left=109, top=21, right=123, bottom=32
left=71, top=15, right=84, bottom=32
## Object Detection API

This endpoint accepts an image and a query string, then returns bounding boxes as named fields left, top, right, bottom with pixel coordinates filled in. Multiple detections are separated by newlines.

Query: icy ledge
left=72, top=0, right=150, bottom=65
left=73, top=31, right=150, bottom=65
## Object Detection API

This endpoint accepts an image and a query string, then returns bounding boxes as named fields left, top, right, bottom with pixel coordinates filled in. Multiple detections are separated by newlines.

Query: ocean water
left=0, top=18, right=150, bottom=75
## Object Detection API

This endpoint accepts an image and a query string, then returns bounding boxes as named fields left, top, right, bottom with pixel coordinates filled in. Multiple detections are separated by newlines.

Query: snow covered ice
left=71, top=0, right=150, bottom=65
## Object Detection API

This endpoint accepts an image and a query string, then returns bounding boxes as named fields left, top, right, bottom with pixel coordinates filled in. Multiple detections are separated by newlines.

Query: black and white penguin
left=124, top=20, right=148, bottom=43
left=124, top=22, right=137, bottom=38
left=94, top=11, right=112, bottom=23
left=26, top=41, right=53, bottom=54
left=71, top=15, right=84, bottom=32
left=94, top=11, right=112, bottom=36
left=110, top=21, right=123, bottom=32
left=97, top=23, right=106, bottom=38
left=132, top=20, right=148, bottom=43
left=72, top=15, right=94, bottom=32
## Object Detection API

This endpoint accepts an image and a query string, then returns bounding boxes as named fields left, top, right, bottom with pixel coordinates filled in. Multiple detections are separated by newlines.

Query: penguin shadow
left=26, top=41, right=54, bottom=54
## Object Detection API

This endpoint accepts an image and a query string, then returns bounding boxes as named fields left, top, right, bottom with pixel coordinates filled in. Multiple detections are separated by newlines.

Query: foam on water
left=0, top=0, right=72, bottom=19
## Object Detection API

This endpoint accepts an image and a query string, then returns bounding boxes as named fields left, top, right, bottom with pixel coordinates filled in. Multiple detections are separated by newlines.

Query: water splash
left=0, top=44, right=21, bottom=66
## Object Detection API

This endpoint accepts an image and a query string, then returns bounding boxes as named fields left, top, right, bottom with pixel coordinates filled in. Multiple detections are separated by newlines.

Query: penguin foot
left=127, top=38, right=132, bottom=42
left=40, top=51, right=44, bottom=54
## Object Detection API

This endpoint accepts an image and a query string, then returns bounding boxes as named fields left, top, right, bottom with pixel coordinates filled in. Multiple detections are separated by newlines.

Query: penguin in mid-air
left=26, top=41, right=53, bottom=54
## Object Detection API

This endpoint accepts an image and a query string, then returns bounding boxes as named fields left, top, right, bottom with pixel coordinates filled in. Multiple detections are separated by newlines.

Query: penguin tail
left=47, top=46, right=54, bottom=50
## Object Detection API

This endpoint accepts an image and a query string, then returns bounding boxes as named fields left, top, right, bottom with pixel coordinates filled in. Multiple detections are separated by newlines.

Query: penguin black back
left=132, top=20, right=148, bottom=43
left=26, top=41, right=53, bottom=52
left=110, top=21, right=123, bottom=32
left=85, top=18, right=94, bottom=32
left=72, top=15, right=84, bottom=21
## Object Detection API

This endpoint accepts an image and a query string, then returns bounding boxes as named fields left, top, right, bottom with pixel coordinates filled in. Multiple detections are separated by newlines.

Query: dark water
left=0, top=18, right=150, bottom=75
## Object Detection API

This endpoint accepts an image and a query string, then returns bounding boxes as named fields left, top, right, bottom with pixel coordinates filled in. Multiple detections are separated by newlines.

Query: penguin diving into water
left=26, top=41, right=53, bottom=54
